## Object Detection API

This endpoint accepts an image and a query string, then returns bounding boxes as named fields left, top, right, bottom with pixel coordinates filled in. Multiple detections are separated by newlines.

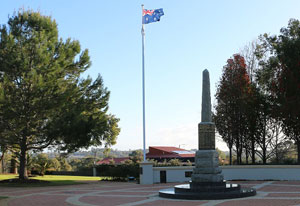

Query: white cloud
left=148, top=123, right=198, bottom=150
left=147, top=123, right=229, bottom=151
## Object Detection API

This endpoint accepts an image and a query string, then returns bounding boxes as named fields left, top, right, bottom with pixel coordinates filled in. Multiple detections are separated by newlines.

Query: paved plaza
left=1, top=181, right=300, bottom=206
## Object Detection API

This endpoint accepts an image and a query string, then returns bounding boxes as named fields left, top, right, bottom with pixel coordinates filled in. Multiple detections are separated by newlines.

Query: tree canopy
left=0, top=10, right=120, bottom=179
left=215, top=19, right=300, bottom=165
left=257, top=19, right=300, bottom=162
left=214, top=54, right=253, bottom=164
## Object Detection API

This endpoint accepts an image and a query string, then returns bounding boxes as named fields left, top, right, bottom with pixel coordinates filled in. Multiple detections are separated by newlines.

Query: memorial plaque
left=198, top=123, right=215, bottom=150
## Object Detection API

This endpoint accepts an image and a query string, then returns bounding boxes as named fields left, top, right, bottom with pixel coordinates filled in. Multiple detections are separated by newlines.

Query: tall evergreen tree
left=0, top=10, right=120, bottom=180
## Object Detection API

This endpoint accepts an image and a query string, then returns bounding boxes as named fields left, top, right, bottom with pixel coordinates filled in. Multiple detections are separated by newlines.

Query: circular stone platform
left=159, top=183, right=256, bottom=200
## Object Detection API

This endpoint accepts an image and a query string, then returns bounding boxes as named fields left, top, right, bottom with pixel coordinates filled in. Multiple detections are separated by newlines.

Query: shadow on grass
left=0, top=179, right=86, bottom=187
left=0, top=196, right=8, bottom=199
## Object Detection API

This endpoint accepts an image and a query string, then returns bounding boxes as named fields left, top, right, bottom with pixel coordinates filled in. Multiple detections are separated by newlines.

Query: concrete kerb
left=0, top=197, right=9, bottom=206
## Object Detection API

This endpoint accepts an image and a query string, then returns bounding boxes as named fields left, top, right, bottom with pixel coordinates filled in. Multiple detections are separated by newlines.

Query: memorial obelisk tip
left=198, top=69, right=215, bottom=150
left=201, top=69, right=212, bottom=122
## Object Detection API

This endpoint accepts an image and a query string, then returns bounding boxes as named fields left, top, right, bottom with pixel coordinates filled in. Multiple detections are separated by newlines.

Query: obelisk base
left=191, top=150, right=223, bottom=183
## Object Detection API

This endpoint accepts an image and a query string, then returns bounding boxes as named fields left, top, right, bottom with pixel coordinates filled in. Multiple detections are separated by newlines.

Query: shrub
left=96, top=164, right=139, bottom=180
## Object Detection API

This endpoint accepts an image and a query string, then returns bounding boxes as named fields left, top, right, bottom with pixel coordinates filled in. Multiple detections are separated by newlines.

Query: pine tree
left=0, top=10, right=120, bottom=180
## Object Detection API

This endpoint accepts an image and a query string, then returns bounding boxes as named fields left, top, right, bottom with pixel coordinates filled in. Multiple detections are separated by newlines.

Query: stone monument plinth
left=159, top=69, right=256, bottom=200
left=191, top=69, right=223, bottom=186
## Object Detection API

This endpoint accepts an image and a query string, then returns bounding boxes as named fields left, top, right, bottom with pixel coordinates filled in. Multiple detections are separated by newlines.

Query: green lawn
left=34, top=175, right=103, bottom=181
left=0, top=174, right=17, bottom=181
left=0, top=174, right=105, bottom=187
left=0, top=174, right=102, bottom=181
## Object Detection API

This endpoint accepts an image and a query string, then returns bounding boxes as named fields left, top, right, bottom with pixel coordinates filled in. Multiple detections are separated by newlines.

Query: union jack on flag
left=142, top=8, right=164, bottom=24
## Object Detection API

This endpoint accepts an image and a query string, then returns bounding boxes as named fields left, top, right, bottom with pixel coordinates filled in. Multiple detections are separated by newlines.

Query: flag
left=142, top=8, right=164, bottom=24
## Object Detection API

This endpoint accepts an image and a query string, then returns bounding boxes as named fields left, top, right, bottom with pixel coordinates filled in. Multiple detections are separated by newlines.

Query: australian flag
left=143, top=8, right=164, bottom=24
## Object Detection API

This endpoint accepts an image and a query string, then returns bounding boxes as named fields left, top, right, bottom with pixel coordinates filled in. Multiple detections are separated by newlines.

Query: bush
left=168, top=159, right=181, bottom=166
left=96, top=164, right=139, bottom=180
left=150, top=159, right=193, bottom=167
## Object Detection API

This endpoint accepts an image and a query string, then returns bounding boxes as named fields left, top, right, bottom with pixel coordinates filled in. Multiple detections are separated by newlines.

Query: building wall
left=154, top=166, right=193, bottom=183
left=222, top=165, right=300, bottom=181
left=143, top=165, right=300, bottom=184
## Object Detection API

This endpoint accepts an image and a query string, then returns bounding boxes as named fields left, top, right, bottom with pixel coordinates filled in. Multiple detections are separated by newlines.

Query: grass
left=33, top=175, right=103, bottom=181
left=0, top=174, right=17, bottom=181
left=0, top=174, right=106, bottom=187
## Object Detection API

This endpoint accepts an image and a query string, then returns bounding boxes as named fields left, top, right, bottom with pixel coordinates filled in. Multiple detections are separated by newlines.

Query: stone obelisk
left=191, top=69, right=223, bottom=186
left=159, top=69, right=256, bottom=199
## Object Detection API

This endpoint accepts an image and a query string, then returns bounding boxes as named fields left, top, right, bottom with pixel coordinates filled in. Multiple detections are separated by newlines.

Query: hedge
left=96, top=164, right=139, bottom=179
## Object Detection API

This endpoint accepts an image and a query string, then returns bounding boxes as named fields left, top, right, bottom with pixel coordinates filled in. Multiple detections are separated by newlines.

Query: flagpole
left=141, top=4, right=146, bottom=162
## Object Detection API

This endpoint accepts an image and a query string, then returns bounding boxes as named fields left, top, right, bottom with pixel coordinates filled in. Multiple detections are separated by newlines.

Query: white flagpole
left=141, top=4, right=146, bottom=162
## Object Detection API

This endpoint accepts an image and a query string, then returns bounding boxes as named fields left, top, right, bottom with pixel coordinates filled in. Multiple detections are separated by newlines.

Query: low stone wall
left=222, top=165, right=300, bottom=181
left=139, top=163, right=300, bottom=184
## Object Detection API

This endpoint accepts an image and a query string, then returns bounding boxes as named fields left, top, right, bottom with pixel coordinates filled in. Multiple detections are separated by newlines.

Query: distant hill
left=47, top=148, right=147, bottom=159
left=47, top=148, right=227, bottom=159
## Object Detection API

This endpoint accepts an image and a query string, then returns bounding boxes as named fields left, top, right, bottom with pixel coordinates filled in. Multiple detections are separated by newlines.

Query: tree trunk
left=297, top=140, right=300, bottom=165
left=251, top=135, right=256, bottom=164
left=229, top=147, right=232, bottom=165
left=275, top=136, right=279, bottom=164
left=246, top=148, right=249, bottom=165
left=10, top=156, right=18, bottom=174
left=262, top=118, right=267, bottom=164
left=1, top=153, right=5, bottom=173
left=0, top=148, right=6, bottom=174
left=237, top=143, right=242, bottom=165
left=262, top=144, right=266, bottom=164
left=236, top=148, right=240, bottom=165
left=0, top=158, right=2, bottom=174
left=238, top=148, right=242, bottom=165
left=19, top=138, right=28, bottom=180
left=235, top=134, right=240, bottom=165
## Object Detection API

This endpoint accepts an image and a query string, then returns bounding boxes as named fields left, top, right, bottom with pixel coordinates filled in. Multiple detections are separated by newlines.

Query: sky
left=1, top=0, right=300, bottom=151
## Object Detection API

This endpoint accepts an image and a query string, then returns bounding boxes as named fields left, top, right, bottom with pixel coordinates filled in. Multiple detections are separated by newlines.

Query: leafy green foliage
left=0, top=10, right=120, bottom=179
left=269, top=140, right=297, bottom=164
left=96, top=164, right=139, bottom=180
left=56, top=156, right=72, bottom=171
left=214, top=54, right=252, bottom=164
left=168, top=159, right=181, bottom=166
left=257, top=19, right=300, bottom=163
left=51, top=158, right=61, bottom=171
left=69, top=158, right=82, bottom=171
left=149, top=158, right=189, bottom=167
left=129, top=150, right=143, bottom=163
left=32, top=153, right=53, bottom=175
left=68, top=156, right=100, bottom=171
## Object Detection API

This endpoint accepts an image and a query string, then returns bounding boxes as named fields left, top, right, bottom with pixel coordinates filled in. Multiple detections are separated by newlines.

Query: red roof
left=96, top=157, right=130, bottom=165
left=150, top=146, right=186, bottom=152
left=146, top=146, right=195, bottom=159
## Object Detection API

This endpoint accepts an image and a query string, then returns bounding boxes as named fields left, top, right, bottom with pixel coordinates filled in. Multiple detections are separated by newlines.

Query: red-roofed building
left=146, top=146, right=195, bottom=162
left=96, top=157, right=130, bottom=165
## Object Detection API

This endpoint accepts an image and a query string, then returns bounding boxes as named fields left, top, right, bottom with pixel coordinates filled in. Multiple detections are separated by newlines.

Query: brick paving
left=1, top=181, right=300, bottom=206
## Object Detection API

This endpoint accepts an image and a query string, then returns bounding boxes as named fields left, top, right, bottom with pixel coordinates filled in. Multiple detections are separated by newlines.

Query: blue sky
left=1, top=1, right=300, bottom=151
